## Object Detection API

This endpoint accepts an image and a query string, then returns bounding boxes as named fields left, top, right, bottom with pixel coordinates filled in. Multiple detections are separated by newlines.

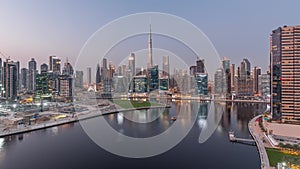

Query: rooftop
left=267, top=122, right=300, bottom=138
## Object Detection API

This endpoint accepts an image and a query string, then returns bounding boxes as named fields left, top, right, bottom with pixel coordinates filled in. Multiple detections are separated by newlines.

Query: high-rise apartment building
left=253, top=66, right=261, bottom=95
left=3, top=60, right=19, bottom=100
left=271, top=25, right=300, bottom=122
left=28, top=58, right=37, bottom=91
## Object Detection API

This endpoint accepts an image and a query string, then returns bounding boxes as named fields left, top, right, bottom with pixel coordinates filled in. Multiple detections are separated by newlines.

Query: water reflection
left=104, top=101, right=209, bottom=138
left=0, top=101, right=266, bottom=169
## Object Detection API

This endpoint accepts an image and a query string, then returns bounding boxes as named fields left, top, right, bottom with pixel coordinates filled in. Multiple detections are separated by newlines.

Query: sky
left=1, top=0, right=300, bottom=73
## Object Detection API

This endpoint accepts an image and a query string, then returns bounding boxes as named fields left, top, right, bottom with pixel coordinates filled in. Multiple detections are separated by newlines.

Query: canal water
left=0, top=102, right=265, bottom=169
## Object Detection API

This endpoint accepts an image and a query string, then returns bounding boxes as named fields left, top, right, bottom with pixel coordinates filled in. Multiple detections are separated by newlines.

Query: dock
left=229, top=131, right=255, bottom=144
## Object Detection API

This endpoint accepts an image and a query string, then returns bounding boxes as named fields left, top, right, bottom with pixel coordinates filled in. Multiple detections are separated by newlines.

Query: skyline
left=1, top=1, right=300, bottom=71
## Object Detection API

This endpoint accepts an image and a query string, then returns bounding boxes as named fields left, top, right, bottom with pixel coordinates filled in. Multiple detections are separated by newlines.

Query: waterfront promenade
left=0, top=105, right=169, bottom=138
left=249, top=115, right=272, bottom=169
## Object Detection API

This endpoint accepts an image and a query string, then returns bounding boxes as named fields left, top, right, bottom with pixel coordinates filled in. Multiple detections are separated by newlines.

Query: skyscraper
left=21, top=68, right=28, bottom=89
left=28, top=58, right=37, bottom=91
left=59, top=75, right=73, bottom=101
left=214, top=68, right=226, bottom=98
left=96, top=63, right=101, bottom=84
left=3, top=60, right=19, bottom=100
left=230, top=64, right=235, bottom=92
left=162, top=55, right=169, bottom=76
left=75, top=71, right=84, bottom=88
left=253, top=66, right=261, bottom=95
left=222, top=57, right=230, bottom=73
left=128, top=53, right=135, bottom=76
left=40, top=63, right=48, bottom=73
left=271, top=25, right=300, bottom=122
left=49, top=56, right=61, bottom=73
left=62, top=59, right=74, bottom=76
left=149, top=65, right=159, bottom=92
left=196, top=59, right=205, bottom=73
left=87, top=67, right=92, bottom=85
left=222, top=57, right=231, bottom=98
left=236, top=59, right=253, bottom=97
left=101, top=58, right=108, bottom=82
left=147, top=24, right=153, bottom=69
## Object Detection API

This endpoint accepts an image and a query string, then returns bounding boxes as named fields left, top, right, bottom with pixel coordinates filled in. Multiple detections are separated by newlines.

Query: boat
left=171, top=116, right=177, bottom=121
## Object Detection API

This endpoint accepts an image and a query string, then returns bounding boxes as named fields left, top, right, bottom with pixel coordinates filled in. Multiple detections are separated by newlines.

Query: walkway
left=0, top=105, right=169, bottom=138
left=249, top=115, right=271, bottom=169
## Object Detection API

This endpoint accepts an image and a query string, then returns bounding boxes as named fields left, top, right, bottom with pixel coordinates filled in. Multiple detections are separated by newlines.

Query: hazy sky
left=1, top=0, right=300, bottom=72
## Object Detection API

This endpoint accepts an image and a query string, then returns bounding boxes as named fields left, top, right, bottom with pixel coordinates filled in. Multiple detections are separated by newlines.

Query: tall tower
left=96, top=63, right=101, bottom=84
left=148, top=24, right=153, bottom=69
left=28, top=58, right=37, bottom=91
left=87, top=67, right=92, bottom=85
left=128, top=53, right=135, bottom=76
left=271, top=25, right=300, bottom=122
left=162, top=55, right=169, bottom=76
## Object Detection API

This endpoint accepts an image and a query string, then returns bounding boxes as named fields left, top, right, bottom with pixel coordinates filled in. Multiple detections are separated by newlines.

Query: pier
left=229, top=131, right=255, bottom=144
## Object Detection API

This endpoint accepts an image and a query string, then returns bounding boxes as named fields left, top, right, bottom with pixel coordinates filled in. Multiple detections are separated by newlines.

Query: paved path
left=0, top=105, right=169, bottom=138
left=249, top=115, right=272, bottom=169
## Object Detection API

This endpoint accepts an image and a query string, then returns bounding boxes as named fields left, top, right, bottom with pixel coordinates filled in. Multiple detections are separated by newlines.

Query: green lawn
left=112, top=99, right=161, bottom=109
left=266, top=148, right=300, bottom=167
